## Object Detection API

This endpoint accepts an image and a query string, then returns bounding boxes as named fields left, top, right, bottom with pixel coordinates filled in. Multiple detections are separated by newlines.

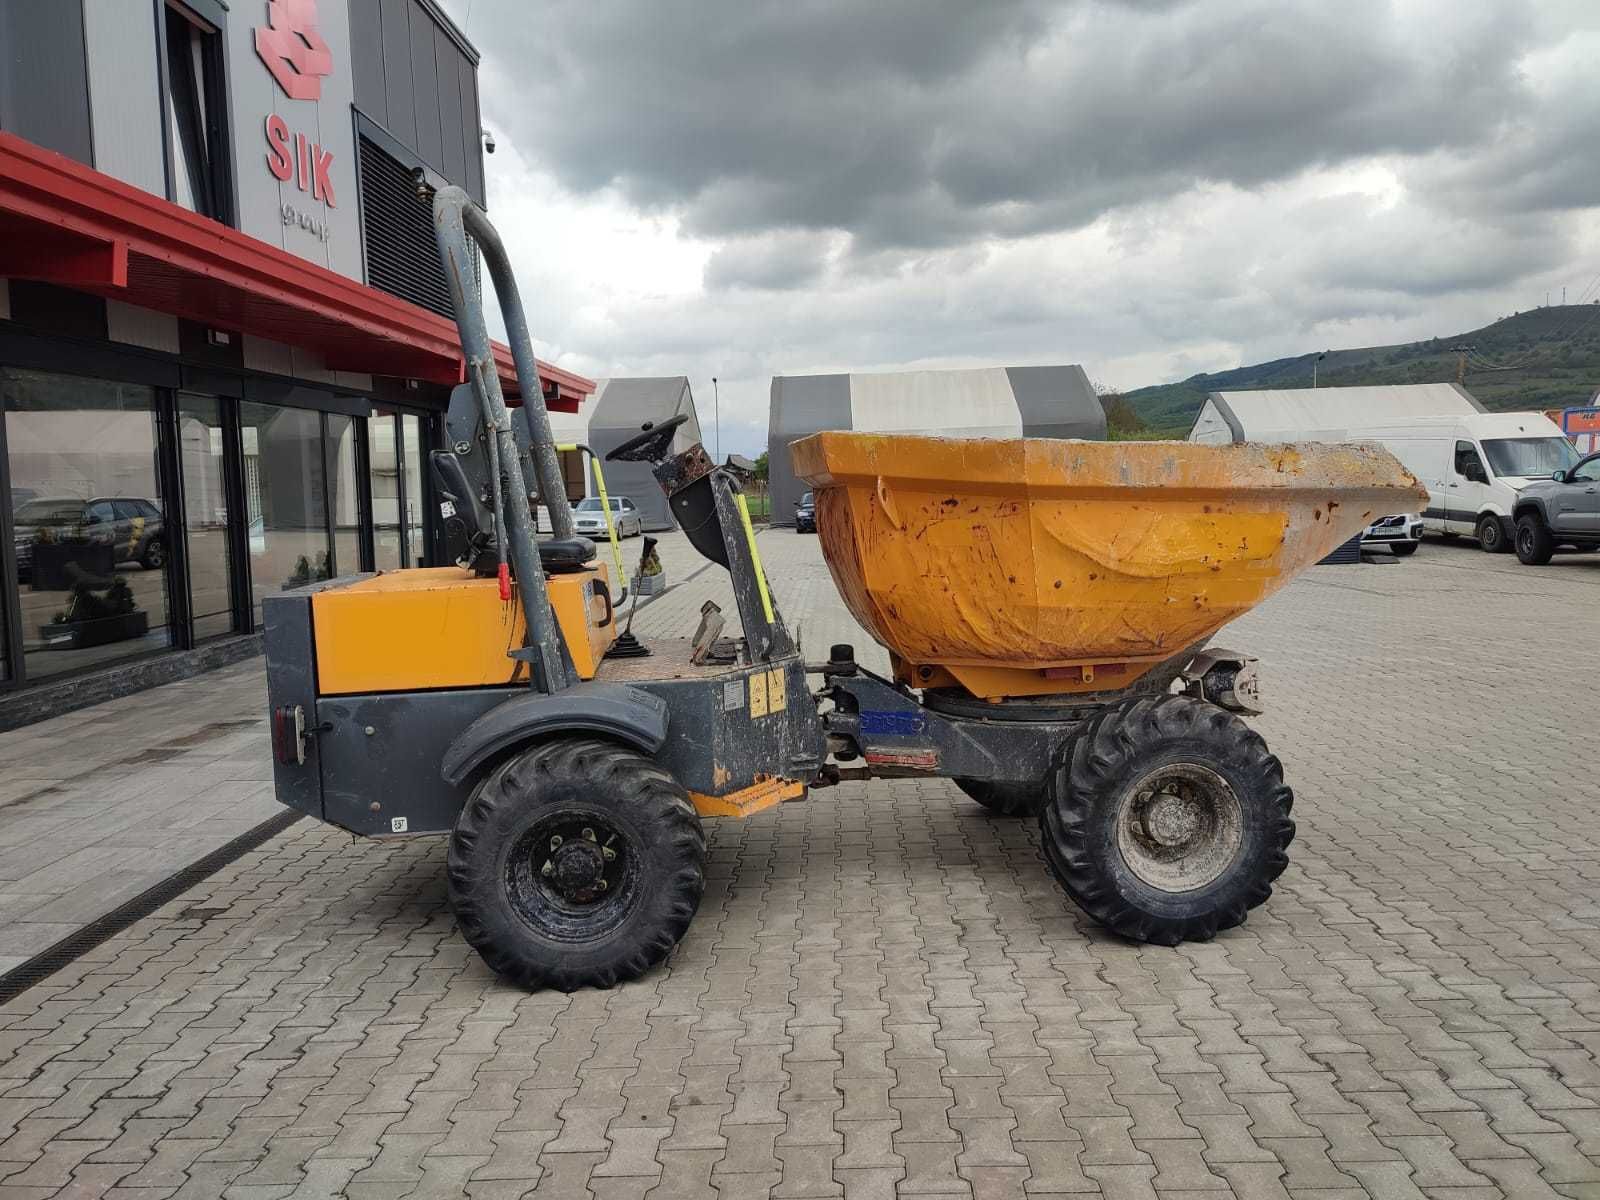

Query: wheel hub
left=548, top=839, right=606, bottom=901
left=1140, top=790, right=1202, bottom=847
left=1116, top=764, right=1244, bottom=893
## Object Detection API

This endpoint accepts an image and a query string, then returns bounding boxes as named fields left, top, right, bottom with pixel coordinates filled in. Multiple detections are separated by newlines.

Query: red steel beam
left=0, top=133, right=592, bottom=408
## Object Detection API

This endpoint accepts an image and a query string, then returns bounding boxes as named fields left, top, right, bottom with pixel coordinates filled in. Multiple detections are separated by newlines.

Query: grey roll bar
left=432, top=184, right=574, bottom=693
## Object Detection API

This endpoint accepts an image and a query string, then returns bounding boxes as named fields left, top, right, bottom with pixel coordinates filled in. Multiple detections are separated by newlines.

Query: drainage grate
left=0, top=809, right=303, bottom=1006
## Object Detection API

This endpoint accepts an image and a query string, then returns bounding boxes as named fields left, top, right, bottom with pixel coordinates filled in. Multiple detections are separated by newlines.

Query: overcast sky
left=439, top=0, right=1600, bottom=457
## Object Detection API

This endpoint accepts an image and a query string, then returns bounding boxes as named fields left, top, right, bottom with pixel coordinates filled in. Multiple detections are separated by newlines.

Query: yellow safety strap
left=735, top=492, right=776, bottom=624
left=557, top=443, right=627, bottom=594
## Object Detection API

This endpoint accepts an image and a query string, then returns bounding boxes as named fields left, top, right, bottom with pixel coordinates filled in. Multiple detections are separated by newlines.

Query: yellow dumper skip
left=791, top=433, right=1427, bottom=700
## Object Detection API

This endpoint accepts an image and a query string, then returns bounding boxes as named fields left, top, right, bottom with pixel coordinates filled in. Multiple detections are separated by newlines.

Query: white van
left=1331, top=412, right=1580, bottom=552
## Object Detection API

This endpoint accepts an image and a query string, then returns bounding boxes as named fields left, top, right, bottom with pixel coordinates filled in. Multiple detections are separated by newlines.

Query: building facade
left=0, top=0, right=592, bottom=714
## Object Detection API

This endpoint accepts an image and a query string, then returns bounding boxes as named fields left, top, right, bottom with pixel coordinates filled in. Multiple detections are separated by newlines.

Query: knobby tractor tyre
left=954, top=778, right=1048, bottom=817
left=447, top=736, right=706, bottom=991
left=1040, top=695, right=1294, bottom=946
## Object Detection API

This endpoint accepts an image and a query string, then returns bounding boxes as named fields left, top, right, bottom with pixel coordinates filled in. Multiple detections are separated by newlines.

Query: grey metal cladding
left=0, top=0, right=93, bottom=164
left=439, top=683, right=672, bottom=787
left=409, top=4, right=443, bottom=168
left=349, top=0, right=387, bottom=123
left=1007, top=365, right=1107, bottom=440
left=768, top=373, right=852, bottom=521
left=379, top=0, right=416, bottom=145
left=434, top=27, right=466, bottom=184
left=457, top=51, right=483, bottom=204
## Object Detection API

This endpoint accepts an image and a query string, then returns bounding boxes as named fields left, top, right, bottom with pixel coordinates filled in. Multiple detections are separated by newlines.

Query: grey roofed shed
left=585, top=377, right=702, bottom=530
left=767, top=364, right=1106, bottom=523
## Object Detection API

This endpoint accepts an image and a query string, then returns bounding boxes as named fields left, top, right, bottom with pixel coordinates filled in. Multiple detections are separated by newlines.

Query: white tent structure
left=1189, top=383, right=1485, bottom=444
left=585, top=378, right=702, bottom=531
left=768, top=365, right=1106, bottom=522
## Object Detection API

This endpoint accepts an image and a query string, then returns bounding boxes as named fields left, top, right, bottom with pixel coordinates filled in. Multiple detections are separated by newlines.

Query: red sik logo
left=254, top=0, right=334, bottom=101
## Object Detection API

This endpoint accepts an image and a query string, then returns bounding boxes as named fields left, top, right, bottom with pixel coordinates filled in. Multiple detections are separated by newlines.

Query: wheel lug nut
left=550, top=835, right=563, bottom=849
left=597, top=879, right=608, bottom=892
left=541, top=860, right=553, bottom=877
left=602, top=847, right=616, bottom=861
left=583, top=827, right=597, bottom=842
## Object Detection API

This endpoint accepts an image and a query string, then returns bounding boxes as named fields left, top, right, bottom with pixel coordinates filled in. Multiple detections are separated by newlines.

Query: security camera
left=482, top=128, right=496, bottom=155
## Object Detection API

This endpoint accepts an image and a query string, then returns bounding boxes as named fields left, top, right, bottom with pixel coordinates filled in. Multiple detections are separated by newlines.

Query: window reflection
left=370, top=409, right=403, bottom=570
left=3, top=369, right=171, bottom=678
left=239, top=402, right=332, bottom=622
left=326, top=414, right=362, bottom=575
left=177, top=394, right=234, bottom=640
left=402, top=413, right=426, bottom=567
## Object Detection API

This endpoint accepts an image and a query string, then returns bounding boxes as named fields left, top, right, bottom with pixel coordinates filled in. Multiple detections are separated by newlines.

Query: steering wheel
left=605, top=413, right=690, bottom=463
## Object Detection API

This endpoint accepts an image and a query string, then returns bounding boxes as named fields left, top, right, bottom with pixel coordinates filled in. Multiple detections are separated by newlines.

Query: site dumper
left=262, top=188, right=1427, bottom=990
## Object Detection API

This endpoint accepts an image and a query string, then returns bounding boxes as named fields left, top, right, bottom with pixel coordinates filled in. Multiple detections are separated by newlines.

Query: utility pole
left=1451, top=343, right=1476, bottom=385
left=711, top=377, right=720, bottom=463
left=1313, top=350, right=1329, bottom=388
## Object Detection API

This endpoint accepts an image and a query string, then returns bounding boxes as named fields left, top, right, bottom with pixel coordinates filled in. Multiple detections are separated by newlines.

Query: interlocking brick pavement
left=0, top=532, right=1595, bottom=1198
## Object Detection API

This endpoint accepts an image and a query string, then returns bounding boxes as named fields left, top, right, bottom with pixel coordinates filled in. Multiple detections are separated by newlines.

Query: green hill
left=1121, top=304, right=1600, bottom=436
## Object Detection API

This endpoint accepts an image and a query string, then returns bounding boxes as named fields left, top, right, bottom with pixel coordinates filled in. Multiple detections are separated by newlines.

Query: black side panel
left=434, top=27, right=466, bottom=184
left=0, top=0, right=92, bottom=165
left=262, top=593, right=325, bottom=821
left=457, top=51, right=483, bottom=205
left=318, top=688, right=509, bottom=836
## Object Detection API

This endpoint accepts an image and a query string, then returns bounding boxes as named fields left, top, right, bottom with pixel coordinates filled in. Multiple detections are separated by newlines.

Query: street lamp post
left=1313, top=350, right=1329, bottom=388
left=711, top=377, right=720, bottom=462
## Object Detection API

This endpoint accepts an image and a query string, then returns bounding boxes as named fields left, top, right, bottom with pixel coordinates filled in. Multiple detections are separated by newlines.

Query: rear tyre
left=1476, top=513, right=1510, bottom=554
left=447, top=736, right=706, bottom=991
left=954, top=778, right=1047, bottom=817
left=1390, top=542, right=1418, bottom=557
left=1040, top=695, right=1294, bottom=945
left=1515, top=514, right=1555, bottom=565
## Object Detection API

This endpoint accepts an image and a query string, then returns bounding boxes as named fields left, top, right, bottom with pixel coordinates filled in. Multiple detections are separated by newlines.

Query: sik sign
left=265, top=115, right=336, bottom=207
left=255, top=0, right=339, bottom=212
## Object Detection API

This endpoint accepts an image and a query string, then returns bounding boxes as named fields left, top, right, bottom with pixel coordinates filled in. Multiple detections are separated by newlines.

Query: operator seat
left=430, top=450, right=595, bottom=576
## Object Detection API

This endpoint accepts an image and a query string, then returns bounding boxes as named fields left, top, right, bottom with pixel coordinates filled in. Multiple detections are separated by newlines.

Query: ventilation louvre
left=359, top=134, right=459, bottom=318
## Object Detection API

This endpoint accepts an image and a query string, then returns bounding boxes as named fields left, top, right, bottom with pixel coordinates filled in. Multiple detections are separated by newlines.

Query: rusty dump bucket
left=791, top=433, right=1426, bottom=701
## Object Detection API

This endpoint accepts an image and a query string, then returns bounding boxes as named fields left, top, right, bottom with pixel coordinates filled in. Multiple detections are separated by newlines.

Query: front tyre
left=1390, top=541, right=1418, bottom=557
left=447, top=736, right=706, bottom=991
left=1515, top=513, right=1555, bottom=565
left=1040, top=695, right=1294, bottom=946
left=1476, top=513, right=1510, bottom=553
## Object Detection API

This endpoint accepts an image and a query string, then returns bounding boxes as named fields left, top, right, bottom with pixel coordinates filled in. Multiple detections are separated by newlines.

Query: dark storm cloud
left=471, top=0, right=1536, bottom=266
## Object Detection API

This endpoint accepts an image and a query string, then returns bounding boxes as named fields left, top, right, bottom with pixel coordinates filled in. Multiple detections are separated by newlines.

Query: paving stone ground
left=0, top=530, right=1595, bottom=1198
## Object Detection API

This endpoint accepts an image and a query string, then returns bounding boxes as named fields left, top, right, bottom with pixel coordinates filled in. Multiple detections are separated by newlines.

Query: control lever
left=604, top=535, right=659, bottom=660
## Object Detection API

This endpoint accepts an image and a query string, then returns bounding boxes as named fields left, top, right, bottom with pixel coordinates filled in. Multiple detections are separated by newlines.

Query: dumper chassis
left=262, top=188, right=1420, bottom=991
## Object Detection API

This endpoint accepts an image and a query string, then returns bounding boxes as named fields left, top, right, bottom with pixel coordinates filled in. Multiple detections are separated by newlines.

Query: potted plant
left=283, top=552, right=332, bottom=589
left=632, top=542, right=667, bottom=596
left=40, top=576, right=149, bottom=650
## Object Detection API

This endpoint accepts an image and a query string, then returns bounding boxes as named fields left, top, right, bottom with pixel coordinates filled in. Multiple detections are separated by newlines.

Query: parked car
left=795, top=491, right=816, bottom=533
left=1361, top=512, right=1424, bottom=556
left=13, top=496, right=166, bottom=577
left=1511, top=452, right=1600, bottom=564
left=573, top=495, right=643, bottom=539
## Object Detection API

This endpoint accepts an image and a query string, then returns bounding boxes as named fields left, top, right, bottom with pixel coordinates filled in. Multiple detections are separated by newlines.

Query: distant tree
left=1094, top=383, right=1146, bottom=438
left=754, top=450, right=769, bottom=481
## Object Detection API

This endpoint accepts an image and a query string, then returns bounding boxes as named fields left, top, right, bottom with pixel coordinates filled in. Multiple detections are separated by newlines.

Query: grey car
left=1511, top=451, right=1600, bottom=564
left=573, top=495, right=644, bottom=539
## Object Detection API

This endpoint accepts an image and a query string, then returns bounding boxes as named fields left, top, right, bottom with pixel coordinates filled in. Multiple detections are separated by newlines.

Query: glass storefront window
left=176, top=394, right=235, bottom=641
left=3, top=368, right=172, bottom=679
left=369, top=408, right=403, bottom=570
left=239, top=402, right=332, bottom=623
left=402, top=413, right=426, bottom=567
left=326, top=414, right=362, bottom=576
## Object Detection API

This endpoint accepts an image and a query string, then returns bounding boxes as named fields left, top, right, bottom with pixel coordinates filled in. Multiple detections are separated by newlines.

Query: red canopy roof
left=0, top=133, right=592, bottom=411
